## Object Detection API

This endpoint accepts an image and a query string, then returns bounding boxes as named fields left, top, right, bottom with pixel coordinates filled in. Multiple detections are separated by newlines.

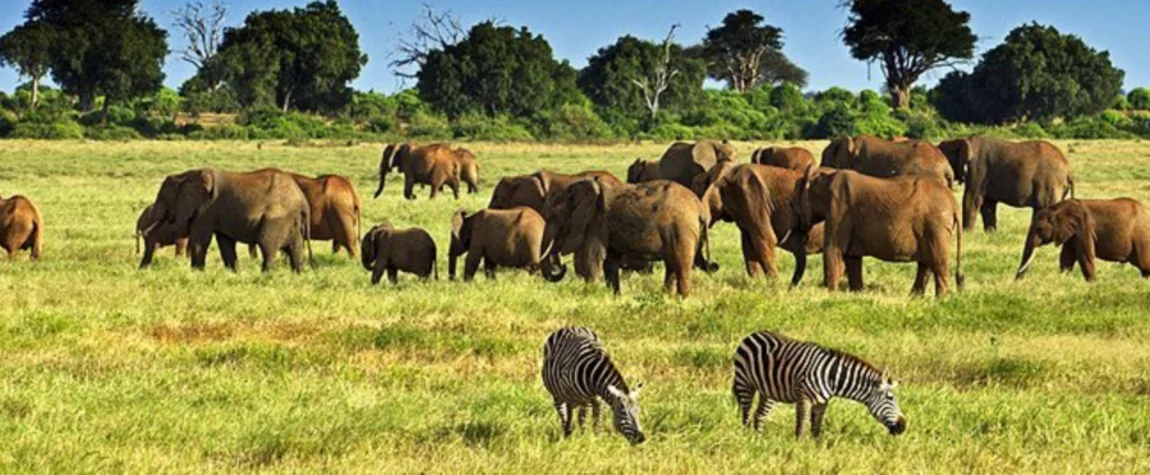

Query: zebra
left=541, top=327, right=646, bottom=445
left=731, top=331, right=906, bottom=438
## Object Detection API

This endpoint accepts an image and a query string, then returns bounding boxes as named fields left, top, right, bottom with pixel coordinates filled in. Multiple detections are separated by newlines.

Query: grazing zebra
left=541, top=327, right=646, bottom=445
left=732, top=331, right=907, bottom=438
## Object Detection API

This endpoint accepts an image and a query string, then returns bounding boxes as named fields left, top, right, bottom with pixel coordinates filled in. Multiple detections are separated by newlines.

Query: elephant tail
left=1065, top=174, right=1076, bottom=200
left=303, top=209, right=314, bottom=270
left=954, top=212, right=965, bottom=289
left=29, top=214, right=43, bottom=260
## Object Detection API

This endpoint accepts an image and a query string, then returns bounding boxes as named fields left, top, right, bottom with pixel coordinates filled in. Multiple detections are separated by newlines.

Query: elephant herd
left=3, top=137, right=1150, bottom=295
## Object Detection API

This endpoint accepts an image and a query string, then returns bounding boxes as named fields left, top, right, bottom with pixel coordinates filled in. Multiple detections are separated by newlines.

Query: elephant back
left=658, top=141, right=723, bottom=189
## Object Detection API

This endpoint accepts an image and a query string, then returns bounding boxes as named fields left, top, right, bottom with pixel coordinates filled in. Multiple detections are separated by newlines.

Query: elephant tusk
left=778, top=229, right=793, bottom=246
left=1016, top=252, right=1037, bottom=279
left=541, top=238, right=556, bottom=259
left=142, top=221, right=160, bottom=237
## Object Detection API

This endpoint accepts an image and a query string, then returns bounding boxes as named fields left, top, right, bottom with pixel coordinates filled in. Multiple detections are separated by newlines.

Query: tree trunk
left=30, top=76, right=40, bottom=109
left=889, top=86, right=911, bottom=110
left=101, top=98, right=110, bottom=126
left=281, top=89, right=293, bottom=113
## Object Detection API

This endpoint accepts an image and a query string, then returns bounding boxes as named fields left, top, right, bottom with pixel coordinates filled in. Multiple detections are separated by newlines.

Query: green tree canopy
left=933, top=23, right=1125, bottom=124
left=578, top=35, right=705, bottom=124
left=25, top=0, right=168, bottom=115
left=696, top=9, right=807, bottom=93
left=0, top=22, right=54, bottom=108
left=841, top=0, right=975, bottom=109
left=214, top=0, right=367, bottom=113
left=417, top=22, right=581, bottom=119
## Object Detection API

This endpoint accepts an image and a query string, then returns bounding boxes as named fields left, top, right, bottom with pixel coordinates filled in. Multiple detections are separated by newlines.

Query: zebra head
left=606, top=384, right=646, bottom=445
left=864, top=370, right=906, bottom=436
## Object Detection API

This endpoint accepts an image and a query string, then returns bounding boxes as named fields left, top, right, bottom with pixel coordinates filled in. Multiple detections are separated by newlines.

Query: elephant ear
left=381, top=144, right=396, bottom=171
left=532, top=171, right=552, bottom=197
left=360, top=225, right=379, bottom=271
left=451, top=209, right=470, bottom=252
left=750, top=148, right=762, bottom=164
left=392, top=144, right=412, bottom=170
left=1053, top=201, right=1088, bottom=245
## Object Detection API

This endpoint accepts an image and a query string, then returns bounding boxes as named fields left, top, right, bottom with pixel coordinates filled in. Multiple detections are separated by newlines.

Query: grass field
left=2, top=139, right=1150, bottom=473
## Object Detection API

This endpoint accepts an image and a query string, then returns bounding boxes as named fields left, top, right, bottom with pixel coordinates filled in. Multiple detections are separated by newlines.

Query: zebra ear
left=607, top=385, right=625, bottom=398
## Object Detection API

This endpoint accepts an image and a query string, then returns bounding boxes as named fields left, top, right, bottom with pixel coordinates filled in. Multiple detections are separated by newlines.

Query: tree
left=416, top=22, right=581, bottom=119
left=25, top=0, right=169, bottom=116
left=579, top=33, right=705, bottom=123
left=391, top=5, right=465, bottom=80
left=629, top=25, right=694, bottom=120
left=1128, top=88, right=1150, bottom=111
left=697, top=9, right=807, bottom=93
left=932, top=23, right=1126, bottom=124
left=0, top=22, right=53, bottom=109
left=215, top=1, right=367, bottom=113
left=841, top=0, right=975, bottom=109
left=172, top=0, right=228, bottom=92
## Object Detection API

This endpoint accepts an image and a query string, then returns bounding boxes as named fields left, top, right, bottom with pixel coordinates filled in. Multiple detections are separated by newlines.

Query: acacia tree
left=698, top=9, right=807, bottom=93
left=25, top=0, right=169, bottom=116
left=841, top=0, right=975, bottom=109
left=0, top=22, right=54, bottom=108
left=933, top=23, right=1125, bottom=124
left=579, top=33, right=705, bottom=123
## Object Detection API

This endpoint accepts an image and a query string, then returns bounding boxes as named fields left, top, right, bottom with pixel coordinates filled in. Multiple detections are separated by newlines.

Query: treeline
left=0, top=0, right=1147, bottom=142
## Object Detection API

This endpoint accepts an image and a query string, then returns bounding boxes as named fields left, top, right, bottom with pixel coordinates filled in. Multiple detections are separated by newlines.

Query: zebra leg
left=554, top=402, right=573, bottom=437
left=810, top=403, right=828, bottom=438
left=733, top=380, right=756, bottom=428
left=752, top=398, right=773, bottom=432
left=794, top=398, right=809, bottom=438
left=591, top=400, right=602, bottom=431
left=576, top=405, right=588, bottom=430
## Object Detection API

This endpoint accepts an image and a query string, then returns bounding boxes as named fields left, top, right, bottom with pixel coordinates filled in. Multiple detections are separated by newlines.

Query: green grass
left=1, top=139, right=1150, bottom=473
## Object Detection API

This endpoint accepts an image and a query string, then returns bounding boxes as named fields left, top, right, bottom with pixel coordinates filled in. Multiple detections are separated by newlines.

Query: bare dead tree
left=630, top=24, right=681, bottom=121
left=172, top=0, right=227, bottom=90
left=391, top=4, right=465, bottom=79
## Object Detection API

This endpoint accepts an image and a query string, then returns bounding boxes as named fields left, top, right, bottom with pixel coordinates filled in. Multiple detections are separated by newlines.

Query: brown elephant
left=454, top=147, right=481, bottom=193
left=245, top=170, right=360, bottom=258
left=151, top=168, right=312, bottom=272
left=1016, top=198, right=1150, bottom=282
left=657, top=140, right=737, bottom=189
left=821, top=135, right=954, bottom=187
left=488, top=170, right=622, bottom=213
left=375, top=143, right=461, bottom=200
left=0, top=194, right=43, bottom=260
left=809, top=170, right=964, bottom=296
left=750, top=146, right=815, bottom=170
left=136, top=204, right=187, bottom=268
left=938, top=137, right=1074, bottom=232
left=361, top=223, right=437, bottom=284
left=626, top=159, right=660, bottom=183
left=700, top=163, right=818, bottom=285
left=449, top=207, right=566, bottom=281
left=541, top=179, right=715, bottom=297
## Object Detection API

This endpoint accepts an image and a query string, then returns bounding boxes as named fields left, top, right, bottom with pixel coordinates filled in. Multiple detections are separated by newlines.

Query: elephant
left=136, top=204, right=187, bottom=268
left=361, top=223, right=438, bottom=284
left=488, top=170, right=622, bottom=213
left=151, top=168, right=312, bottom=273
left=453, top=147, right=481, bottom=193
left=822, top=135, right=954, bottom=188
left=938, top=137, right=1074, bottom=232
left=1016, top=198, right=1150, bottom=282
left=700, top=163, right=819, bottom=285
left=808, top=170, right=964, bottom=296
left=374, top=143, right=461, bottom=200
left=691, top=160, right=737, bottom=198
left=750, top=146, right=815, bottom=170
left=449, top=207, right=566, bottom=281
left=657, top=140, right=737, bottom=189
left=0, top=194, right=43, bottom=260
left=541, top=179, right=715, bottom=297
left=626, top=159, right=660, bottom=183
left=288, top=172, right=361, bottom=256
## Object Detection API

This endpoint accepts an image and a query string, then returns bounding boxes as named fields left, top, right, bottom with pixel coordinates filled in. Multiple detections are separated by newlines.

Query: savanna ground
left=1, top=139, right=1150, bottom=473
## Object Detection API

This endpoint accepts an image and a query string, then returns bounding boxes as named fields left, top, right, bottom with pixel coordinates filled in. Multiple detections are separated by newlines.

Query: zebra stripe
left=732, top=331, right=906, bottom=438
left=542, top=327, right=645, bottom=444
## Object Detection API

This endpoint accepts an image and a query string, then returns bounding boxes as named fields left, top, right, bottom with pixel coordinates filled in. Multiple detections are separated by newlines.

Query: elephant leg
left=754, top=239, right=779, bottom=279
left=740, top=229, right=763, bottom=278
left=604, top=254, right=622, bottom=294
left=484, top=257, right=497, bottom=280
left=335, top=209, right=357, bottom=257
left=258, top=242, right=278, bottom=273
left=404, top=175, right=416, bottom=200
left=216, top=233, right=239, bottom=272
left=371, top=259, right=386, bottom=285
left=139, top=240, right=157, bottom=269
left=931, top=258, right=950, bottom=297
left=824, top=250, right=844, bottom=292
left=672, top=236, right=695, bottom=297
left=189, top=225, right=213, bottom=270
left=981, top=198, right=998, bottom=232
left=387, top=266, right=399, bottom=284
left=845, top=256, right=864, bottom=292
left=450, top=178, right=461, bottom=200
left=1059, top=244, right=1077, bottom=273
left=463, top=252, right=482, bottom=281
left=248, top=243, right=258, bottom=259
left=911, top=263, right=929, bottom=296
left=1076, top=246, right=1096, bottom=282
left=287, top=234, right=305, bottom=273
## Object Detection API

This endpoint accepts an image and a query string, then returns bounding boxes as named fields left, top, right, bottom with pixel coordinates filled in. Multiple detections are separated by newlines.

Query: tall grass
left=0, top=139, right=1149, bottom=472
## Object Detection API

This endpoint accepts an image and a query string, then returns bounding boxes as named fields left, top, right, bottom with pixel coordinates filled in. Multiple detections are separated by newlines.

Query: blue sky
left=1, top=0, right=1147, bottom=94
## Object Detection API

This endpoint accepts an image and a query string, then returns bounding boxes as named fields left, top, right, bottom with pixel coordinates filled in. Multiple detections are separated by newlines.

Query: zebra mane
left=594, top=347, right=629, bottom=394
left=825, top=347, right=882, bottom=381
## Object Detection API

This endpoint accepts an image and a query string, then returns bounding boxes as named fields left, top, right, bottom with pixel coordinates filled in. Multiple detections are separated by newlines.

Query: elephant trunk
left=135, top=230, right=141, bottom=255
left=449, top=238, right=463, bottom=280
left=789, top=233, right=807, bottom=287
left=373, top=170, right=386, bottom=199
left=540, top=239, right=567, bottom=283
left=1016, top=233, right=1042, bottom=280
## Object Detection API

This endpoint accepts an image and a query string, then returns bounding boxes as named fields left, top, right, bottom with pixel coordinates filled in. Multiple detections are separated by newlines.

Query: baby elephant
left=0, top=194, right=43, bottom=259
left=360, top=224, right=438, bottom=284
left=448, top=207, right=567, bottom=281
left=136, top=204, right=188, bottom=268
left=1017, top=198, right=1150, bottom=281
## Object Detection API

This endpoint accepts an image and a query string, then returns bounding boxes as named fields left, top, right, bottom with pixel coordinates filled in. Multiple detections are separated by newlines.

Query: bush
left=9, top=120, right=85, bottom=139
left=451, top=114, right=534, bottom=141
left=810, top=105, right=857, bottom=139
left=187, top=124, right=250, bottom=140
left=1128, top=88, right=1150, bottom=110
left=532, top=103, right=613, bottom=141
left=0, top=109, right=17, bottom=137
left=647, top=122, right=698, bottom=141
left=84, top=125, right=143, bottom=140
left=405, top=111, right=452, bottom=139
left=1048, top=116, right=1134, bottom=139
